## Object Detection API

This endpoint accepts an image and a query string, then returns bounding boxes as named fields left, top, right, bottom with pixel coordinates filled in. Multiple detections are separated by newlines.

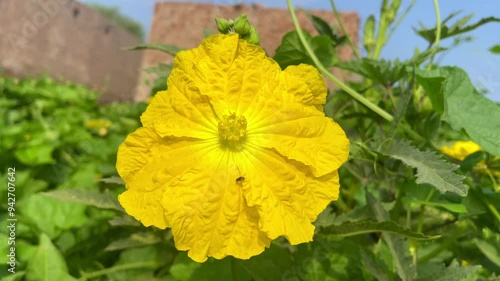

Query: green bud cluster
left=214, top=14, right=261, bottom=45
left=363, top=15, right=376, bottom=54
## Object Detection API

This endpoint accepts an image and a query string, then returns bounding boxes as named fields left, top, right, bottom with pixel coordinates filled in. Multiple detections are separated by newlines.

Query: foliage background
left=1, top=0, right=500, bottom=280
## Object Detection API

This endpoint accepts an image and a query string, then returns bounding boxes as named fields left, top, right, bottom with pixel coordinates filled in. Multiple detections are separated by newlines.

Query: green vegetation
left=1, top=0, right=500, bottom=280
left=89, top=3, right=146, bottom=41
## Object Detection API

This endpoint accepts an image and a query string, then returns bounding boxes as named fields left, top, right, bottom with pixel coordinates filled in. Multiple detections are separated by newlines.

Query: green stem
left=386, top=0, right=417, bottom=43
left=78, top=262, right=158, bottom=281
left=432, top=0, right=442, bottom=49
left=372, top=1, right=390, bottom=60
left=417, top=189, right=436, bottom=233
left=286, top=0, right=393, bottom=122
left=428, top=0, right=442, bottom=68
left=329, top=0, right=359, bottom=59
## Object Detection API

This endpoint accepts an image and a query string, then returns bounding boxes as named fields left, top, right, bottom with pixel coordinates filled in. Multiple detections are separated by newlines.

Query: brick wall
left=0, top=0, right=143, bottom=103
left=136, top=2, right=359, bottom=101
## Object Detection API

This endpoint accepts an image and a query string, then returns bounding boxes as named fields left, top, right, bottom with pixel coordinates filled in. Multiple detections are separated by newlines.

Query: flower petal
left=175, top=34, right=283, bottom=119
left=239, top=145, right=340, bottom=245
left=247, top=101, right=349, bottom=177
left=116, top=127, right=218, bottom=228
left=162, top=149, right=271, bottom=262
left=140, top=72, right=219, bottom=139
left=283, top=64, right=327, bottom=111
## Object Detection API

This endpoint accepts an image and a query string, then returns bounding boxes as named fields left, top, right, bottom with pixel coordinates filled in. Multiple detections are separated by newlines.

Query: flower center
left=218, top=113, right=247, bottom=145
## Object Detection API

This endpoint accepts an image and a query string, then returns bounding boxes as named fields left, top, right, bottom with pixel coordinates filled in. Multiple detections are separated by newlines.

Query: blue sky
left=81, top=0, right=500, bottom=101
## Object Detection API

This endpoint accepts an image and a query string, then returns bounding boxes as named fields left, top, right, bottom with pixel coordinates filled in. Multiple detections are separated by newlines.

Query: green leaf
left=14, top=143, right=55, bottom=165
left=142, top=63, right=173, bottom=77
left=97, top=176, right=125, bottom=185
left=416, top=260, right=481, bottom=281
left=367, top=193, right=417, bottom=281
left=474, top=238, right=500, bottom=267
left=170, top=252, right=251, bottom=281
left=415, top=14, right=500, bottom=43
left=1, top=271, right=26, bottom=281
left=273, top=30, right=337, bottom=69
left=410, top=199, right=467, bottom=213
left=490, top=44, right=500, bottom=54
left=360, top=248, right=393, bottom=281
left=239, top=243, right=293, bottom=281
left=414, top=72, right=446, bottom=114
left=337, top=58, right=407, bottom=86
left=320, top=220, right=440, bottom=240
left=104, top=232, right=161, bottom=251
left=124, top=43, right=181, bottom=56
left=43, top=189, right=124, bottom=212
left=417, top=67, right=500, bottom=156
left=460, top=151, right=487, bottom=172
left=307, top=14, right=346, bottom=46
left=104, top=246, right=167, bottom=281
left=108, top=215, right=141, bottom=227
left=289, top=238, right=364, bottom=281
left=20, top=194, right=88, bottom=238
left=26, top=234, right=77, bottom=281
left=386, top=140, right=467, bottom=196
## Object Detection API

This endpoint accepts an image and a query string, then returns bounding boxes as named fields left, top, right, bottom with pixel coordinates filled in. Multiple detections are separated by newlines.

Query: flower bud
left=215, top=18, right=231, bottom=34
left=241, top=26, right=260, bottom=45
left=386, top=0, right=401, bottom=24
left=233, top=14, right=252, bottom=35
left=363, top=15, right=376, bottom=53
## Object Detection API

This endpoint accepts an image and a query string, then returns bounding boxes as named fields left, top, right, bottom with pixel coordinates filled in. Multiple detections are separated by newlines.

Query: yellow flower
left=85, top=119, right=111, bottom=137
left=116, top=34, right=350, bottom=262
left=441, top=141, right=500, bottom=176
left=85, top=119, right=112, bottom=129
left=441, top=141, right=481, bottom=161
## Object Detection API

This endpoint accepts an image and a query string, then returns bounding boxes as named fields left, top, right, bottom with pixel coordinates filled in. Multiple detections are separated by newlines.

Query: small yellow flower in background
left=441, top=141, right=481, bottom=161
left=85, top=119, right=112, bottom=129
left=441, top=141, right=500, bottom=177
left=116, top=34, right=350, bottom=262
left=85, top=119, right=112, bottom=137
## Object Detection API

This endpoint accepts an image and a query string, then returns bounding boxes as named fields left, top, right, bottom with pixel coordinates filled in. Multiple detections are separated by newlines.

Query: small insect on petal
left=236, top=176, right=245, bottom=186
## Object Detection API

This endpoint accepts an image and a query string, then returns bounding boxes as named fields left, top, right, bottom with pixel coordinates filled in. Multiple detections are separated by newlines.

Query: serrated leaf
left=315, top=206, right=372, bottom=227
left=386, top=140, right=467, bottom=196
left=320, top=220, right=440, bottom=240
left=43, top=189, right=124, bottom=212
left=104, top=232, right=161, bottom=251
left=415, top=15, right=500, bottom=43
left=416, top=67, right=500, bottom=156
left=273, top=30, right=337, bottom=69
left=337, top=58, right=407, bottom=86
left=416, top=260, right=481, bottom=281
left=26, top=234, right=77, bottom=281
left=124, top=43, right=181, bottom=56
